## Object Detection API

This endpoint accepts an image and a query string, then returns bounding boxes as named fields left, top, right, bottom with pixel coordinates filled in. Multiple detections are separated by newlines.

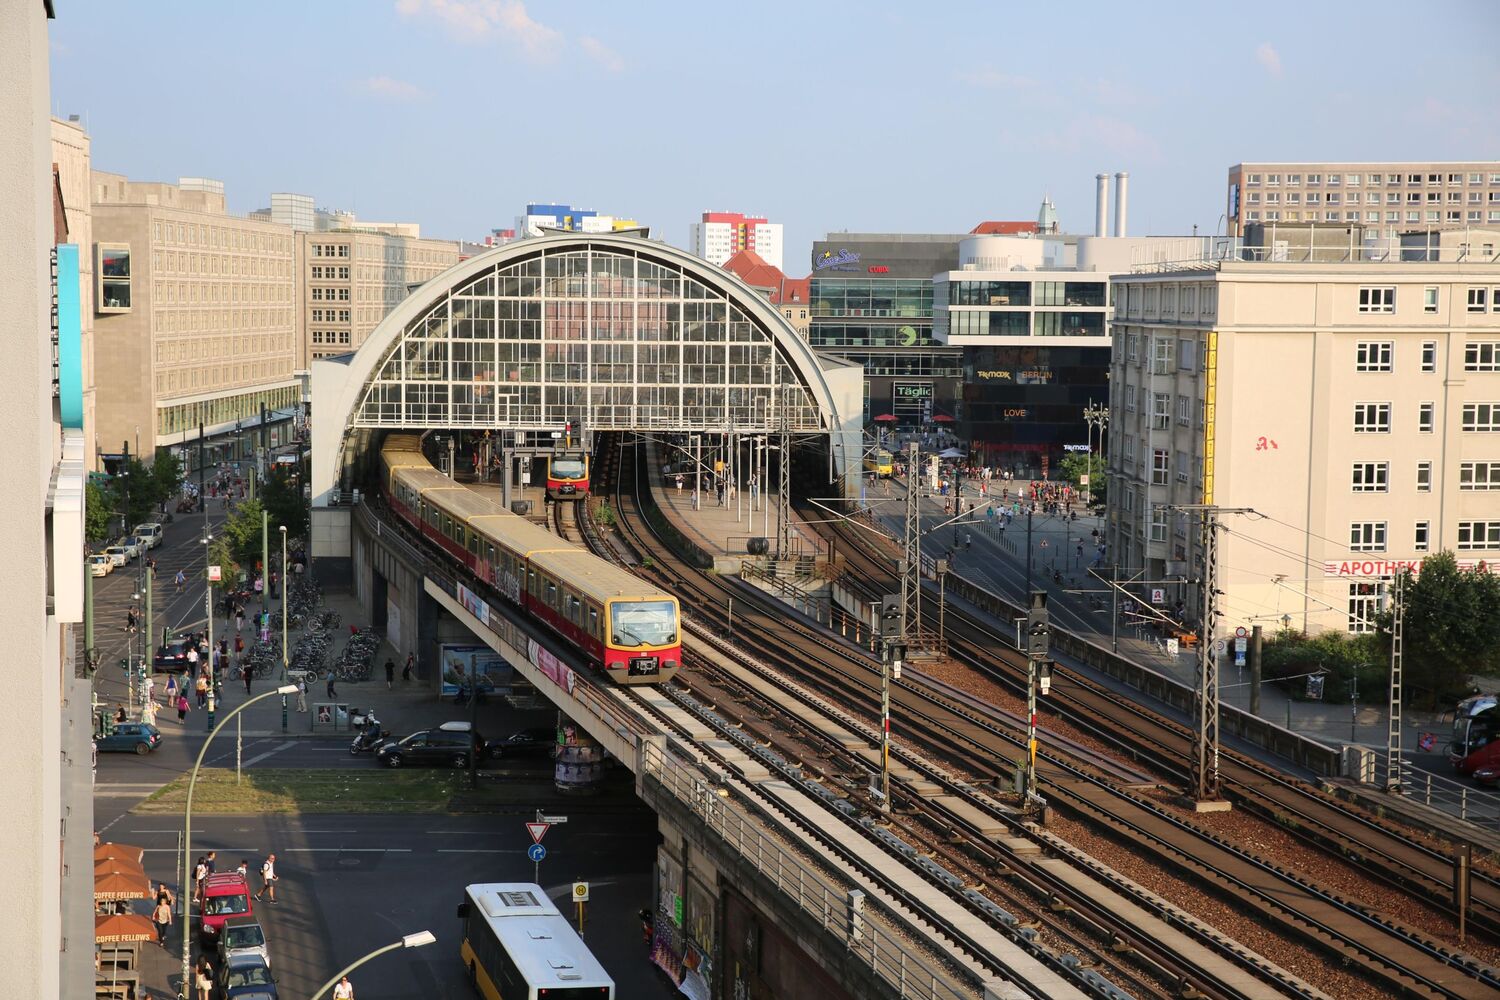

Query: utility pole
left=899, top=442, right=922, bottom=642
left=197, top=420, right=206, bottom=514
left=1386, top=573, right=1404, bottom=794
left=1024, top=591, right=1053, bottom=809
left=1025, top=507, right=1034, bottom=594
left=877, top=595, right=904, bottom=815
left=1168, top=504, right=1252, bottom=804
left=776, top=407, right=791, bottom=559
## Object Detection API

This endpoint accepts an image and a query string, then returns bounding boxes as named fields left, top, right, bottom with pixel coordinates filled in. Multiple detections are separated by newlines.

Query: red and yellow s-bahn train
left=381, top=434, right=679, bottom=685
left=545, top=453, right=590, bottom=501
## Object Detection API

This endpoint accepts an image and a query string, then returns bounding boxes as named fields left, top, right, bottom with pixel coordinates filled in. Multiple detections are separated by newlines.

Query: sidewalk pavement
left=138, top=588, right=554, bottom=742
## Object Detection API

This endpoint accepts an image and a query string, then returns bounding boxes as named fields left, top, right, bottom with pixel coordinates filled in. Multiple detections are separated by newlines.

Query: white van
left=133, top=523, right=163, bottom=549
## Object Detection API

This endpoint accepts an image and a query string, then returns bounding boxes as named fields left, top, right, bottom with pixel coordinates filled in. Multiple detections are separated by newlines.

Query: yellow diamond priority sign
left=572, top=881, right=589, bottom=902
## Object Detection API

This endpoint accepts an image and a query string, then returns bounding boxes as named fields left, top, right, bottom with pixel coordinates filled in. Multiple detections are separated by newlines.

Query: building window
left=1465, top=342, right=1500, bottom=371
left=1353, top=402, right=1391, bottom=433
left=1358, top=287, right=1395, bottom=313
left=1355, top=341, right=1393, bottom=372
left=1123, top=435, right=1135, bottom=464
left=1152, top=449, right=1169, bottom=486
left=1458, top=521, right=1500, bottom=550
left=1415, top=521, right=1430, bottom=552
left=1423, top=288, right=1439, bottom=314
left=1416, top=462, right=1432, bottom=492
left=1177, top=394, right=1191, bottom=426
left=1351, top=462, right=1388, bottom=492
left=1175, top=450, right=1189, bottom=483
left=1150, top=507, right=1167, bottom=542
left=1463, top=403, right=1500, bottom=431
left=1349, top=522, right=1387, bottom=552
left=1460, top=462, right=1500, bottom=490
left=1152, top=336, right=1174, bottom=375
left=1420, top=341, right=1438, bottom=371
left=1469, top=288, right=1490, bottom=313
left=1348, top=581, right=1384, bottom=634
left=1125, top=334, right=1138, bottom=363
left=1152, top=393, right=1170, bottom=430
left=1125, top=386, right=1137, bottom=412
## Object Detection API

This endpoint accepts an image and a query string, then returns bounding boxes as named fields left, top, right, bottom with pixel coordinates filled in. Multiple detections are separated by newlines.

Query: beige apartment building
left=296, top=230, right=457, bottom=367
left=1107, top=255, right=1500, bottom=638
left=1227, top=162, right=1500, bottom=237
left=91, top=172, right=299, bottom=468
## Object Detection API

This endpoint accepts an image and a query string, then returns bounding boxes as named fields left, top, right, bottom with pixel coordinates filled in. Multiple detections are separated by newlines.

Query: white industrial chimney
left=1094, top=174, right=1109, bottom=238
left=1113, top=171, right=1129, bottom=237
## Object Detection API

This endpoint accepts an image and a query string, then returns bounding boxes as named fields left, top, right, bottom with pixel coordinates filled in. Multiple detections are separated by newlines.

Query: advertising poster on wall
left=438, top=643, right=513, bottom=697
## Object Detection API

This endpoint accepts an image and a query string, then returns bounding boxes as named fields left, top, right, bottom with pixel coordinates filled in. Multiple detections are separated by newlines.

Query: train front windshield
left=552, top=459, right=587, bottom=480
left=611, top=601, right=677, bottom=646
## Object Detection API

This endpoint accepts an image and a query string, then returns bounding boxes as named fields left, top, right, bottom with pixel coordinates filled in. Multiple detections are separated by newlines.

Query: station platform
left=645, top=441, right=827, bottom=569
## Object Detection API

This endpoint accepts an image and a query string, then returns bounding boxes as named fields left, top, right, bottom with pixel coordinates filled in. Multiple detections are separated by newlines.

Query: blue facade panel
left=56, top=243, right=84, bottom=430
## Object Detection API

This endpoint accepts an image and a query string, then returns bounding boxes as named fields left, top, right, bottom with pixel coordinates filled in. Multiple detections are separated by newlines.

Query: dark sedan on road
left=96, top=723, right=162, bottom=755
left=489, top=727, right=558, bottom=760
left=376, top=722, right=488, bottom=769
left=217, top=953, right=278, bottom=999
left=153, top=638, right=199, bottom=670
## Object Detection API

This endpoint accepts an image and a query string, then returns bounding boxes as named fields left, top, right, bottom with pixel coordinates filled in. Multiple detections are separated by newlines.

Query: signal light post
left=878, top=595, right=905, bottom=816
left=1024, top=591, right=1053, bottom=811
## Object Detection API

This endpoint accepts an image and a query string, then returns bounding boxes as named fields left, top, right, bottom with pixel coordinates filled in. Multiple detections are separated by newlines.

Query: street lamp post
left=179, top=685, right=298, bottom=998
left=309, top=931, right=437, bottom=1000
left=280, top=525, right=289, bottom=731
left=1082, top=400, right=1109, bottom=510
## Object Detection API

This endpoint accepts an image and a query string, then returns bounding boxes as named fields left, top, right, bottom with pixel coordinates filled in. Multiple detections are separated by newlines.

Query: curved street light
left=310, top=931, right=437, bottom=1000
left=179, top=684, right=299, bottom=998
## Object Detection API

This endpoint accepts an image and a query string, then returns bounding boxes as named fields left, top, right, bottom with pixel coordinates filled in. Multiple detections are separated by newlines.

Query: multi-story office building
left=1227, top=162, right=1500, bottom=237
left=517, top=202, right=640, bottom=237
left=934, top=233, right=1111, bottom=472
left=691, top=211, right=783, bottom=270
left=4, top=3, right=93, bottom=994
left=808, top=233, right=966, bottom=424
left=91, top=171, right=300, bottom=469
left=722, top=249, right=811, bottom=338
left=1107, top=252, right=1500, bottom=637
left=296, top=229, right=459, bottom=366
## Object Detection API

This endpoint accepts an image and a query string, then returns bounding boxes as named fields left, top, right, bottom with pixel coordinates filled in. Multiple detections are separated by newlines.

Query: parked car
left=89, top=554, right=113, bottom=577
left=133, top=523, right=163, bottom=548
left=489, top=726, right=558, bottom=760
left=120, top=537, right=143, bottom=559
left=95, top=722, right=162, bottom=756
left=102, top=545, right=129, bottom=567
left=217, top=953, right=278, bottom=999
left=217, top=917, right=270, bottom=970
left=377, top=721, right=488, bottom=769
left=200, top=872, right=253, bottom=945
left=154, top=638, right=197, bottom=670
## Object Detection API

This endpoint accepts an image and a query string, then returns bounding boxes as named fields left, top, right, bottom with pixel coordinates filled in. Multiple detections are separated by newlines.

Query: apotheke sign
left=1323, top=558, right=1494, bottom=577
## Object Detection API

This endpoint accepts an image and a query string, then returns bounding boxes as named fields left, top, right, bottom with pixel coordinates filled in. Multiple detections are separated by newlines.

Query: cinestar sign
left=815, top=248, right=861, bottom=270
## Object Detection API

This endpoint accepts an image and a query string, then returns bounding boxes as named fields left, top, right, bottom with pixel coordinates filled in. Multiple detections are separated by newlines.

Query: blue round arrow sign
left=527, top=843, right=546, bottom=862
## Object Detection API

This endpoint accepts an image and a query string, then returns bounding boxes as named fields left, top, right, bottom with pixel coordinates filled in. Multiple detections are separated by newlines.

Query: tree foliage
left=260, top=465, right=308, bottom=543
left=84, top=481, right=113, bottom=544
left=1055, top=451, right=1107, bottom=508
left=150, top=449, right=184, bottom=505
left=1389, top=552, right=1500, bottom=706
left=1260, top=628, right=1384, bottom=702
left=209, top=499, right=267, bottom=589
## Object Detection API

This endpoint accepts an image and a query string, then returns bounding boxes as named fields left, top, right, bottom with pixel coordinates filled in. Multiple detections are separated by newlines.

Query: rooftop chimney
left=1113, top=171, right=1129, bottom=237
left=1094, top=174, right=1109, bottom=238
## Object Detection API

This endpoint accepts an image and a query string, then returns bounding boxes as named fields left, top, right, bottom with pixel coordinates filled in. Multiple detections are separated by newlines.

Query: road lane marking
left=276, top=848, right=412, bottom=853
left=239, top=741, right=297, bottom=767
left=436, top=849, right=526, bottom=854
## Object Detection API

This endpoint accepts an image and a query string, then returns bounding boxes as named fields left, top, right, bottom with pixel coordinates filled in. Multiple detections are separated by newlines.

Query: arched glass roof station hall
left=309, top=232, right=863, bottom=569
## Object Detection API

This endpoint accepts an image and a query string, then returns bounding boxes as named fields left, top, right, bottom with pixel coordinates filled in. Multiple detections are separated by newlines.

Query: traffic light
left=1026, top=591, right=1050, bottom=660
left=879, top=594, right=903, bottom=638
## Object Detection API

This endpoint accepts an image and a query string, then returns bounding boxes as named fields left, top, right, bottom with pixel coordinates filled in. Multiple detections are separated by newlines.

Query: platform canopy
left=311, top=232, right=862, bottom=505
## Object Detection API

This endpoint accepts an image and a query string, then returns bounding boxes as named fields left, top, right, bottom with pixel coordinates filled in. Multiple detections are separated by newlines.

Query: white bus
left=457, top=882, right=614, bottom=999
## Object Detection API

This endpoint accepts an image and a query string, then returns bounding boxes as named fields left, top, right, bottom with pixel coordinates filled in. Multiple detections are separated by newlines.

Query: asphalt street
left=109, top=811, right=677, bottom=999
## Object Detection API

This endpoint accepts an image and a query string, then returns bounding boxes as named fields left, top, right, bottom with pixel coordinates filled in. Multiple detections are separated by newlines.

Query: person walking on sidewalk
left=296, top=678, right=307, bottom=713
left=152, top=894, right=172, bottom=946
left=175, top=569, right=186, bottom=593
left=402, top=653, right=414, bottom=682
left=194, top=673, right=209, bottom=710
left=177, top=692, right=190, bottom=722
left=332, top=975, right=354, bottom=1000
left=242, top=662, right=253, bottom=696
left=326, top=674, right=337, bottom=700
left=385, top=658, right=395, bottom=690
left=254, top=853, right=278, bottom=903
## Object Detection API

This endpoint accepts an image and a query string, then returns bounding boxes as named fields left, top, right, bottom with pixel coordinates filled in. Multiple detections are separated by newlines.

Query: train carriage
left=545, top=453, right=590, bottom=500
left=380, top=435, right=679, bottom=685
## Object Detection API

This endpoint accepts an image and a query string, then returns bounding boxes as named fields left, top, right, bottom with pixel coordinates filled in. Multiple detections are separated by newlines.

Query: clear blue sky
left=49, top=0, right=1500, bottom=270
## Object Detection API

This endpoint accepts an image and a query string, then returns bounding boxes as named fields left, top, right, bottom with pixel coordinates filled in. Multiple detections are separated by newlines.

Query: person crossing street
left=254, top=853, right=278, bottom=903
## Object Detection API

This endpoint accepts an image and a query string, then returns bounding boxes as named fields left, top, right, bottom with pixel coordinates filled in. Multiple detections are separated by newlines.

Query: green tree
left=84, top=480, right=112, bottom=544
left=106, top=457, right=155, bottom=530
left=260, top=466, right=308, bottom=542
left=1388, top=552, right=1500, bottom=706
left=1056, top=451, right=1107, bottom=508
left=208, top=499, right=267, bottom=589
left=150, top=449, right=184, bottom=509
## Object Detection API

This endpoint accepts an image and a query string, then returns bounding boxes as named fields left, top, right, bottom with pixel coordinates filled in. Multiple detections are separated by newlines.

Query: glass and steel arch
left=350, top=239, right=826, bottom=434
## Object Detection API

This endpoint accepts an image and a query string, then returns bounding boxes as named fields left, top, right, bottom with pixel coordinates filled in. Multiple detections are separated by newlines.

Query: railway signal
left=1024, top=591, right=1052, bottom=810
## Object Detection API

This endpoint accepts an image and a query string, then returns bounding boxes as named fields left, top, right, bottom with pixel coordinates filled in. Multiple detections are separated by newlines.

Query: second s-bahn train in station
left=381, top=434, right=679, bottom=685
left=545, top=453, right=590, bottom=500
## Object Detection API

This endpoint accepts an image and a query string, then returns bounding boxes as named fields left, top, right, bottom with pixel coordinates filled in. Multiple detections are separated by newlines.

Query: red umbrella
left=872, top=413, right=898, bottom=423
left=95, top=843, right=145, bottom=866
left=931, top=414, right=955, bottom=423
left=95, top=912, right=155, bottom=942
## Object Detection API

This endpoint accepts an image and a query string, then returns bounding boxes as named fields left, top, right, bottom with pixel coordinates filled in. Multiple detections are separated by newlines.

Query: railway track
left=814, top=492, right=1500, bottom=946
left=590, top=435, right=1363, bottom=1000
left=596, top=434, right=1500, bottom=1000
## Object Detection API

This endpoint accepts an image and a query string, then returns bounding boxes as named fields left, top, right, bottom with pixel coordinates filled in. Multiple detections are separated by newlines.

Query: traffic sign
left=525, top=822, right=550, bottom=844
left=1150, top=588, right=1166, bottom=605
left=572, top=881, right=590, bottom=902
left=1234, top=626, right=1248, bottom=639
left=539, top=814, right=568, bottom=825
left=1214, top=639, right=1226, bottom=653
left=208, top=565, right=221, bottom=582
left=1234, top=637, right=1247, bottom=653
left=527, top=843, right=546, bottom=863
